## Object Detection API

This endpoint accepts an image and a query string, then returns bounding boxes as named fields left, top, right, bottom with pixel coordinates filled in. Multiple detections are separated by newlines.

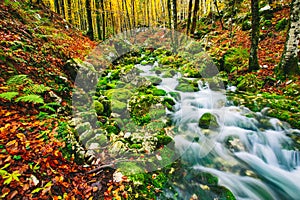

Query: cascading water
left=137, top=62, right=300, bottom=200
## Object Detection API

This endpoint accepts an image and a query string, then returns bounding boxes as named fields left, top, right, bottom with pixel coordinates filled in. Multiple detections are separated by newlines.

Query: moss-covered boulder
left=152, top=88, right=167, bottom=96
left=97, top=96, right=112, bottom=117
left=105, top=88, right=132, bottom=102
left=175, top=83, right=196, bottom=92
left=147, top=76, right=162, bottom=85
left=198, top=113, right=219, bottom=129
left=93, top=100, right=104, bottom=116
left=111, top=99, right=127, bottom=114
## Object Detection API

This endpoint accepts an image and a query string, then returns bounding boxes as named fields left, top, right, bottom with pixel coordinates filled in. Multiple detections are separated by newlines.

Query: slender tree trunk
left=96, top=0, right=102, bottom=40
left=167, top=0, right=172, bottom=28
left=172, top=0, right=177, bottom=30
left=124, top=0, right=132, bottom=29
left=277, top=0, right=300, bottom=76
left=186, top=0, right=193, bottom=35
left=54, top=0, right=59, bottom=13
left=86, top=0, right=94, bottom=40
left=110, top=1, right=115, bottom=34
left=67, top=0, right=72, bottom=23
left=131, top=0, right=136, bottom=27
left=190, top=0, right=200, bottom=34
left=214, top=0, right=224, bottom=29
left=61, top=0, right=65, bottom=18
left=249, top=0, right=260, bottom=71
left=100, top=0, right=105, bottom=39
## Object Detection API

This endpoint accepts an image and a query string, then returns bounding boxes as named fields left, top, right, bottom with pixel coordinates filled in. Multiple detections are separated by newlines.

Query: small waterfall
left=136, top=64, right=300, bottom=200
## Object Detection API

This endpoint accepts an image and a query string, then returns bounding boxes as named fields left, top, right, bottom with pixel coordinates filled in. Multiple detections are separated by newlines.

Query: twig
left=87, top=164, right=114, bottom=174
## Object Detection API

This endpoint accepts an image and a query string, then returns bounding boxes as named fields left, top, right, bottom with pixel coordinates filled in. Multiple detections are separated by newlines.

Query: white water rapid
left=137, top=63, right=300, bottom=200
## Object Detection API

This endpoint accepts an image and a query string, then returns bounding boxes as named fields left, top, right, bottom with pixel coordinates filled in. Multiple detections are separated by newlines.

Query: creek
left=136, top=62, right=300, bottom=200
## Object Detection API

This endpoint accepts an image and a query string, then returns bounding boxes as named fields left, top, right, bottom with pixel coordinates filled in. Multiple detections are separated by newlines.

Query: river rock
left=198, top=113, right=219, bottom=129
left=75, top=122, right=92, bottom=135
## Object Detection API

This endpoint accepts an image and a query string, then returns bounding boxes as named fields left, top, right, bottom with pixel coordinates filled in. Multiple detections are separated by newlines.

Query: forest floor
left=0, top=0, right=299, bottom=199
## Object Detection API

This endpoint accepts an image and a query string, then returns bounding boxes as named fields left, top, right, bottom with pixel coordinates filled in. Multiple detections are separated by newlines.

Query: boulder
left=198, top=113, right=219, bottom=129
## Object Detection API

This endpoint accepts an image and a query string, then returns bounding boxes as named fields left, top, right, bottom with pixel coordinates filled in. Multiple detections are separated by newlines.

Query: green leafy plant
left=15, top=94, right=44, bottom=104
left=39, top=102, right=60, bottom=113
left=31, top=181, right=52, bottom=194
left=23, top=84, right=51, bottom=94
left=0, top=92, right=19, bottom=101
left=0, top=163, right=21, bottom=185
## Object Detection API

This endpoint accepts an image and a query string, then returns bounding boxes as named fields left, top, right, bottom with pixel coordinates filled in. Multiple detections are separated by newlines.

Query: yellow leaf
left=6, top=140, right=17, bottom=147
left=16, top=133, right=26, bottom=141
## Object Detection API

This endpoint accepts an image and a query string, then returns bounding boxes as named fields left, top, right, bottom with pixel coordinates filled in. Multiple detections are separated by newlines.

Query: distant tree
left=249, top=0, right=260, bottom=71
left=276, top=0, right=300, bottom=76
left=86, top=0, right=94, bottom=40
left=190, top=0, right=199, bottom=35
left=186, top=0, right=193, bottom=35
left=172, top=0, right=177, bottom=30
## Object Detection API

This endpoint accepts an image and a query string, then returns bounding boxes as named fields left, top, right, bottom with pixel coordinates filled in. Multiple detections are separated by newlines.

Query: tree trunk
left=172, top=0, right=177, bottom=30
left=67, top=0, right=72, bottom=23
left=277, top=0, right=300, bottom=76
left=167, top=0, right=172, bottom=28
left=100, top=0, right=105, bottom=40
left=249, top=0, right=260, bottom=71
left=86, top=0, right=94, bottom=40
left=96, top=0, right=102, bottom=40
left=190, top=0, right=200, bottom=35
left=186, top=0, right=193, bottom=35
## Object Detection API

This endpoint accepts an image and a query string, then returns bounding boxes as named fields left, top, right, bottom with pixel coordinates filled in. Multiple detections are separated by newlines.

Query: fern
left=0, top=92, right=19, bottom=101
left=39, top=102, right=60, bottom=113
left=23, top=84, right=51, bottom=94
left=7, top=75, right=32, bottom=86
left=15, top=94, right=44, bottom=104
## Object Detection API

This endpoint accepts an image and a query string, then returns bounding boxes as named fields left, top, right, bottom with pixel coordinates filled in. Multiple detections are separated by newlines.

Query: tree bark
left=86, top=0, right=94, bottom=40
left=186, top=0, right=193, bottom=35
left=190, top=0, right=200, bottom=35
left=100, top=0, right=105, bottom=40
left=172, top=0, right=177, bottom=30
left=249, top=0, right=260, bottom=71
left=277, top=0, right=300, bottom=76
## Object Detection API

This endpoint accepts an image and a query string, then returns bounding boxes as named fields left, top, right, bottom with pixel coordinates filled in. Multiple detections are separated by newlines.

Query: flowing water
left=137, top=62, right=300, bottom=200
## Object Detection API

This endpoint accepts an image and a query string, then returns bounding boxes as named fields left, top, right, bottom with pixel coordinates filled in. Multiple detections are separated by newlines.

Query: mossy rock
left=162, top=70, right=175, bottom=78
left=168, top=91, right=181, bottom=101
left=175, top=83, right=197, bottom=92
left=97, top=96, right=112, bottom=116
left=147, top=76, right=162, bottom=85
left=157, top=135, right=173, bottom=146
left=117, top=161, right=145, bottom=174
left=159, top=56, right=175, bottom=65
left=152, top=88, right=167, bottom=96
left=149, top=108, right=166, bottom=119
left=198, top=113, right=219, bottom=129
left=105, top=88, right=132, bottom=102
left=111, top=99, right=127, bottom=114
left=93, top=100, right=104, bottom=116
left=86, top=133, right=107, bottom=147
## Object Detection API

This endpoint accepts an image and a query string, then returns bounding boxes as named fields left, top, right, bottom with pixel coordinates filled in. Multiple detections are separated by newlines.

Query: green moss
left=93, top=100, right=104, bottom=115
left=223, top=47, right=249, bottom=73
left=157, top=135, right=173, bottom=146
left=147, top=76, right=162, bottom=85
left=105, top=88, right=132, bottom=102
left=152, top=88, right=167, bottom=96
left=175, top=83, right=196, bottom=92
left=168, top=92, right=181, bottom=101
left=111, top=99, right=127, bottom=114
left=199, top=113, right=219, bottom=129
left=275, top=18, right=288, bottom=31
